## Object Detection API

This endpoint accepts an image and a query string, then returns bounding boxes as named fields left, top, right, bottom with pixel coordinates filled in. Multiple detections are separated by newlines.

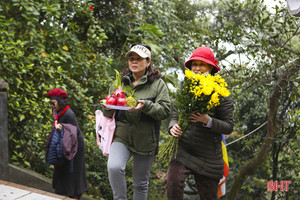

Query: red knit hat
left=185, top=47, right=220, bottom=72
left=47, top=88, right=68, bottom=98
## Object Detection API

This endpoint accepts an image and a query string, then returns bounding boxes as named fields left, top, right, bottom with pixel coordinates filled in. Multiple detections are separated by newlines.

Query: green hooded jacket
left=103, top=73, right=171, bottom=155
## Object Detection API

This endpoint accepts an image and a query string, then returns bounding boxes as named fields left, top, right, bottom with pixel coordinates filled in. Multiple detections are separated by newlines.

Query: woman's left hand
left=128, top=100, right=145, bottom=112
left=55, top=123, right=62, bottom=131
left=190, top=113, right=210, bottom=124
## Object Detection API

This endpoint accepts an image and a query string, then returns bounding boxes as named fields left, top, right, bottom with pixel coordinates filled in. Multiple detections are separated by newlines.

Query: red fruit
left=104, top=95, right=111, bottom=100
left=113, top=88, right=126, bottom=98
left=106, top=97, right=117, bottom=105
left=116, top=98, right=127, bottom=106
left=118, top=92, right=126, bottom=98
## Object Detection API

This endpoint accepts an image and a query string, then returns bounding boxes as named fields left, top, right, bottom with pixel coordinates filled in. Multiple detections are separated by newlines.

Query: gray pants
left=107, top=142, right=155, bottom=200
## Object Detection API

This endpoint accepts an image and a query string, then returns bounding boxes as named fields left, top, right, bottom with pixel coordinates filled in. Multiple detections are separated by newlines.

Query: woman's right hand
left=170, top=124, right=183, bottom=137
left=128, top=100, right=145, bottom=112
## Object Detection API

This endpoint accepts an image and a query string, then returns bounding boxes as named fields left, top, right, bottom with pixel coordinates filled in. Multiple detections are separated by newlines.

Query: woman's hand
left=128, top=100, right=145, bottom=112
left=170, top=124, right=183, bottom=137
left=55, top=123, right=62, bottom=131
left=190, top=112, right=210, bottom=124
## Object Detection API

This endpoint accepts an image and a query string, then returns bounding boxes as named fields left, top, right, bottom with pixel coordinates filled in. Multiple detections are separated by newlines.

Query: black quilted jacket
left=168, top=96, right=234, bottom=179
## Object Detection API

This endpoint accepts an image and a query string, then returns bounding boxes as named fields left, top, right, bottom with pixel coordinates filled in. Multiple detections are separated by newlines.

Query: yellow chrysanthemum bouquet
left=158, top=70, right=230, bottom=163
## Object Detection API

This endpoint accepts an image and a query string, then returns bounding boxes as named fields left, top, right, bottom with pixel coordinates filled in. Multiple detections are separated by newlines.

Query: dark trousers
left=164, top=160, right=219, bottom=200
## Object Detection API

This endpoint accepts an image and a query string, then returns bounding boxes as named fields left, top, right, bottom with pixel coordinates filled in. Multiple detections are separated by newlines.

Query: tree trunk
left=225, top=61, right=300, bottom=200
left=271, top=142, right=281, bottom=200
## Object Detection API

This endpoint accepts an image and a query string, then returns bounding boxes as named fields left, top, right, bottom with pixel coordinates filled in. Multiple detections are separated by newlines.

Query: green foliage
left=84, top=139, right=113, bottom=199
left=0, top=0, right=112, bottom=198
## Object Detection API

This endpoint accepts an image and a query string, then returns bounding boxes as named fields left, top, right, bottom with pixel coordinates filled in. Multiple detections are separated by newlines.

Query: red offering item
left=104, top=95, right=111, bottom=100
left=106, top=97, right=117, bottom=105
left=117, top=98, right=127, bottom=106
left=113, top=88, right=126, bottom=98
left=100, top=70, right=137, bottom=108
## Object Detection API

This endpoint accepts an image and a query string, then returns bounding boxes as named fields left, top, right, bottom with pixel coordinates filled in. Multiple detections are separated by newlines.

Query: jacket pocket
left=132, top=122, right=156, bottom=153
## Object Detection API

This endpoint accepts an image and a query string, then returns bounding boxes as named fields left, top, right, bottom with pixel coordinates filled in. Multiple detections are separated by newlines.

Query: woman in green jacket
left=164, top=47, right=234, bottom=200
left=102, top=44, right=171, bottom=200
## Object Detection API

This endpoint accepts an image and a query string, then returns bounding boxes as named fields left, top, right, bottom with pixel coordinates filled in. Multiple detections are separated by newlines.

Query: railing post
left=0, top=79, right=9, bottom=180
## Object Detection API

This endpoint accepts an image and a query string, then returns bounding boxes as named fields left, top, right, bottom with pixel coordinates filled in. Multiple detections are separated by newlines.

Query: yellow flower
left=202, top=80, right=214, bottom=96
left=191, top=86, right=202, bottom=97
left=207, top=100, right=214, bottom=110
left=194, top=74, right=204, bottom=82
left=214, top=74, right=225, bottom=84
left=211, top=92, right=219, bottom=104
left=214, top=84, right=221, bottom=94
left=202, top=87, right=213, bottom=95
left=185, top=70, right=195, bottom=79
left=219, top=87, right=231, bottom=97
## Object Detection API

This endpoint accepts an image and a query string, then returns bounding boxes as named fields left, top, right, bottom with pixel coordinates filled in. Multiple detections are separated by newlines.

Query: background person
left=46, top=88, right=87, bottom=199
left=101, top=44, right=171, bottom=200
left=164, top=47, right=234, bottom=200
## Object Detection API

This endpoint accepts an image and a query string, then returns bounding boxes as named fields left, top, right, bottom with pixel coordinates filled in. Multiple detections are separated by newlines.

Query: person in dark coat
left=164, top=47, right=234, bottom=200
left=46, top=88, right=87, bottom=199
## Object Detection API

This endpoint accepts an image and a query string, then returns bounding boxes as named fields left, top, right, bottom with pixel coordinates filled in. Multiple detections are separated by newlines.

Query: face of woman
left=49, top=99, right=60, bottom=112
left=128, top=52, right=151, bottom=76
left=191, top=60, right=212, bottom=74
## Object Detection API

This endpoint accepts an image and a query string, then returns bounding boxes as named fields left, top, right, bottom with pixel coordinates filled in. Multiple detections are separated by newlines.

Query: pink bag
left=95, top=110, right=116, bottom=156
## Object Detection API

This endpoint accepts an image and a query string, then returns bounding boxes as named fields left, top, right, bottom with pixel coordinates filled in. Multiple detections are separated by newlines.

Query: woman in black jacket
left=46, top=88, right=87, bottom=199
left=164, top=47, right=234, bottom=200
